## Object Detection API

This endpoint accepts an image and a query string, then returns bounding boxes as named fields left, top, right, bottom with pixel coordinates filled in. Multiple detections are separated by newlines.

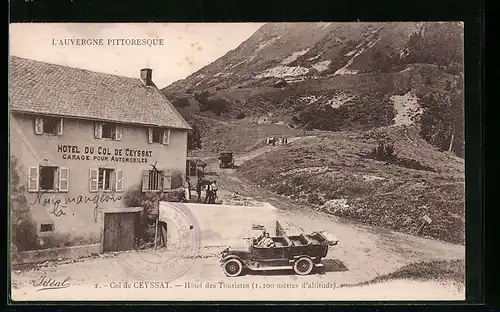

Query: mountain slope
left=238, top=126, right=465, bottom=244
left=163, top=22, right=464, bottom=157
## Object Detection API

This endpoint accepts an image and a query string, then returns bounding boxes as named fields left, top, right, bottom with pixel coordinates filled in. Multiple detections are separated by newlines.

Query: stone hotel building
left=9, top=56, right=191, bottom=253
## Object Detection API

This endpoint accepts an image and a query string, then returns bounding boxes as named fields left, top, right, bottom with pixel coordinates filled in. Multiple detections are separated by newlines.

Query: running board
left=246, top=263, right=324, bottom=271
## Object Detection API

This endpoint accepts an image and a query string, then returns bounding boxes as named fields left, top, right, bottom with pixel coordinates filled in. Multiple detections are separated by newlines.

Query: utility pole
left=151, top=161, right=161, bottom=251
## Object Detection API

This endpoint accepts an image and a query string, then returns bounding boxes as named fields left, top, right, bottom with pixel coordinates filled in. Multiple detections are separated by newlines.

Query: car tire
left=223, top=259, right=243, bottom=277
left=293, top=257, right=314, bottom=275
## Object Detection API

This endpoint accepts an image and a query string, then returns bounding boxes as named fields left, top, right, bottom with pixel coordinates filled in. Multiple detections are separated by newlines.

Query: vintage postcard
left=9, top=22, right=465, bottom=301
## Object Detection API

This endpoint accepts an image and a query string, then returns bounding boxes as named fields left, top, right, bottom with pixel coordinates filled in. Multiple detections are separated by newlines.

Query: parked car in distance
left=219, top=151, right=234, bottom=169
left=220, top=231, right=339, bottom=277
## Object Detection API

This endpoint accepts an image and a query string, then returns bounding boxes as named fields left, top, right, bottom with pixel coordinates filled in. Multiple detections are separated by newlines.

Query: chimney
left=140, top=68, right=153, bottom=86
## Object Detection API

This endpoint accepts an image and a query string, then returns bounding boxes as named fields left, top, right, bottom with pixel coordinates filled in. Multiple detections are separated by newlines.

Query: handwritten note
left=31, top=190, right=124, bottom=217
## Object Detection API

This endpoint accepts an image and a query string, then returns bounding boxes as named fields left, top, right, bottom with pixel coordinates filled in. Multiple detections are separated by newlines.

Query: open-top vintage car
left=220, top=231, right=339, bottom=277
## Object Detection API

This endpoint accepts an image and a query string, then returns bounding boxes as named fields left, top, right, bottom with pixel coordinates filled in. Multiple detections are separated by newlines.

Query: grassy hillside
left=343, top=259, right=465, bottom=287
left=184, top=114, right=304, bottom=156
left=238, top=125, right=465, bottom=244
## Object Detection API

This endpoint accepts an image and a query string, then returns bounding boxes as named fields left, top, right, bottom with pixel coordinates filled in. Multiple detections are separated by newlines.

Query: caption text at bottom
left=96, top=281, right=338, bottom=290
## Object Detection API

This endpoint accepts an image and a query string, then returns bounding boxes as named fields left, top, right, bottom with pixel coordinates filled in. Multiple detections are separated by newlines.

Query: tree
left=403, top=22, right=464, bottom=73
left=187, top=122, right=202, bottom=150
left=195, top=90, right=210, bottom=111
left=171, top=97, right=190, bottom=108
left=10, top=156, right=39, bottom=251
left=370, top=50, right=399, bottom=73
left=418, top=90, right=464, bottom=157
left=208, top=98, right=230, bottom=116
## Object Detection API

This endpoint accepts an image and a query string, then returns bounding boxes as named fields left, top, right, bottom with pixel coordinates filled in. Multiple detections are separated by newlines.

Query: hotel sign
left=58, top=145, right=153, bottom=163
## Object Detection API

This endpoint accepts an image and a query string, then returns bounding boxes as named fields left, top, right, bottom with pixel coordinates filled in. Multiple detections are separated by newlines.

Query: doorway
left=103, top=211, right=140, bottom=252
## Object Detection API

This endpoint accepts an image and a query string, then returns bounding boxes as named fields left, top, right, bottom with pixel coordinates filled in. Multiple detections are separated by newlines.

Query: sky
left=9, top=23, right=264, bottom=88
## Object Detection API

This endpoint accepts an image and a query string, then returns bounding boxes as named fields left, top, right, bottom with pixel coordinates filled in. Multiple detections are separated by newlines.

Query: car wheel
left=223, top=259, right=243, bottom=277
left=293, top=257, right=314, bottom=275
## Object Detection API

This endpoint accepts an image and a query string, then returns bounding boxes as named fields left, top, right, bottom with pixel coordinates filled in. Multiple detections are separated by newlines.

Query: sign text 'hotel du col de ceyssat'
left=57, top=144, right=153, bottom=163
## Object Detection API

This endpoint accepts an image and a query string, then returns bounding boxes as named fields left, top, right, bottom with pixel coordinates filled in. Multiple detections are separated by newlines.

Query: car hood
left=221, top=243, right=250, bottom=259
left=229, top=242, right=250, bottom=251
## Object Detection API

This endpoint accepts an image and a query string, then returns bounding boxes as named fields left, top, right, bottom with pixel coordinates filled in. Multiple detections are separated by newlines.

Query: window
left=94, top=122, right=122, bottom=141
left=98, top=168, right=114, bottom=191
left=149, top=170, right=162, bottom=191
left=39, top=166, right=57, bottom=191
left=40, top=223, right=54, bottom=233
left=34, top=116, right=63, bottom=136
left=43, top=117, right=59, bottom=135
left=102, top=123, right=116, bottom=139
left=89, top=168, right=123, bottom=192
left=142, top=169, right=171, bottom=192
left=148, top=128, right=170, bottom=145
left=152, top=128, right=163, bottom=144
left=27, top=166, right=69, bottom=192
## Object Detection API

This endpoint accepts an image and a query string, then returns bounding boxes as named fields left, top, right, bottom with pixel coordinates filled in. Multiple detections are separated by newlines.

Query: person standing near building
left=196, top=180, right=202, bottom=203
left=204, top=181, right=212, bottom=204
left=211, top=180, right=218, bottom=204
left=184, top=177, right=191, bottom=201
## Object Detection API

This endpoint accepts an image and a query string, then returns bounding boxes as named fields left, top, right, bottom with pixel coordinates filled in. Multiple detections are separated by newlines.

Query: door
left=103, top=212, right=137, bottom=252
left=119, top=213, right=136, bottom=251
left=251, top=245, right=285, bottom=261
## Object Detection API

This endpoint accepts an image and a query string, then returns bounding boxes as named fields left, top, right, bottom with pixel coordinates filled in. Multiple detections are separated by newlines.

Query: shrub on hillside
left=393, top=158, right=436, bottom=172
left=273, top=79, right=287, bottom=88
left=370, top=50, right=401, bottom=73
left=236, top=112, right=246, bottom=119
left=208, top=98, right=231, bottom=116
left=366, top=141, right=436, bottom=172
left=195, top=90, right=211, bottom=111
left=171, top=97, right=190, bottom=108
left=368, top=141, right=398, bottom=161
left=419, top=90, right=464, bottom=158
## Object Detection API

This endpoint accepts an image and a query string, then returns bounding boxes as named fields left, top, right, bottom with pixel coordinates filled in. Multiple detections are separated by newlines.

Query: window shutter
left=57, top=118, right=64, bottom=136
left=58, top=167, right=69, bottom=192
left=94, top=122, right=102, bottom=139
left=89, top=168, right=99, bottom=192
left=115, top=169, right=124, bottom=192
left=28, top=167, right=39, bottom=192
left=148, top=128, right=153, bottom=144
left=163, top=171, right=172, bottom=191
left=163, top=129, right=170, bottom=145
left=142, top=170, right=150, bottom=192
left=115, top=126, right=123, bottom=141
left=34, top=117, right=43, bottom=135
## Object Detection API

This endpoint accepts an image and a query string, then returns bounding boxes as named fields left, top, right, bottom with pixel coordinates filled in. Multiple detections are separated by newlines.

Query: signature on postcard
left=32, top=275, right=71, bottom=291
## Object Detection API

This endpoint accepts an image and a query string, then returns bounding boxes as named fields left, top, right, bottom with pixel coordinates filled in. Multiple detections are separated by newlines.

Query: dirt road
left=10, top=137, right=465, bottom=301
left=208, top=139, right=465, bottom=283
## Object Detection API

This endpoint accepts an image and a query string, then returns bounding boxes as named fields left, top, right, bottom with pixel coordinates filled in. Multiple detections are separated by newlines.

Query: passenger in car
left=257, top=232, right=275, bottom=248
left=255, top=230, right=266, bottom=245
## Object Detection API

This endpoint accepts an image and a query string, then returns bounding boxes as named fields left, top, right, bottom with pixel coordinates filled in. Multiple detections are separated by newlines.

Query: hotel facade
left=9, top=56, right=191, bottom=252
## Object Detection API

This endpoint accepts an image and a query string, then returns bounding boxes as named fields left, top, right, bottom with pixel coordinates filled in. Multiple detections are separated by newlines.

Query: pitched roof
left=9, top=56, right=191, bottom=130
